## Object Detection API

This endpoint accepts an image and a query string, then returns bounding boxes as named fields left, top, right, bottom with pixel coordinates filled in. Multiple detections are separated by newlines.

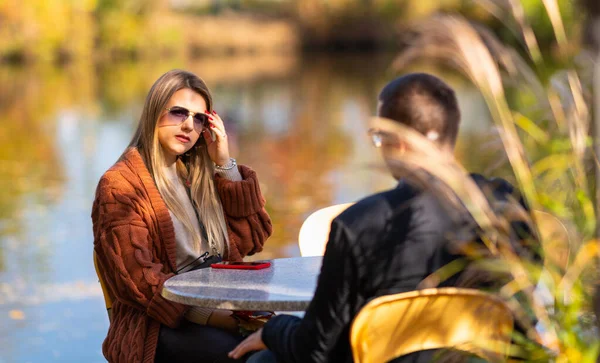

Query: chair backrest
left=93, top=250, right=114, bottom=323
left=350, top=288, right=513, bottom=363
left=532, top=210, right=569, bottom=271
left=298, top=203, right=354, bottom=256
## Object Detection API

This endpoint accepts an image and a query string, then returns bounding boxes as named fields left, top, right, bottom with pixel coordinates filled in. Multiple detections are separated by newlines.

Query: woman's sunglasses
left=163, top=106, right=210, bottom=132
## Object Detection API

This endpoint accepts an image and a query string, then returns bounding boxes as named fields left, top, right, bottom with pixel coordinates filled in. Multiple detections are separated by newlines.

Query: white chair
left=298, top=203, right=354, bottom=256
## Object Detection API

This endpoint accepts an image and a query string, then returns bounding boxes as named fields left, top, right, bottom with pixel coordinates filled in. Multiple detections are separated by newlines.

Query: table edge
left=161, top=286, right=311, bottom=312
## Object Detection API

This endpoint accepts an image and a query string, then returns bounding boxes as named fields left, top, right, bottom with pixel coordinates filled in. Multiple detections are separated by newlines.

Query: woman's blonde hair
left=125, top=69, right=229, bottom=256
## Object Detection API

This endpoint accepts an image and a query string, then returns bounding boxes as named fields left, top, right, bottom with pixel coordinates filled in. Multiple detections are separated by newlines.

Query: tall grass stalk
left=387, top=3, right=599, bottom=361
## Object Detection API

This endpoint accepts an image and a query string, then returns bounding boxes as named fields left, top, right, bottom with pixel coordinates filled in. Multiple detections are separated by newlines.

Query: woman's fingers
left=203, top=110, right=230, bottom=165
left=209, top=125, right=227, bottom=140
left=206, top=110, right=226, bottom=139
left=202, top=129, right=213, bottom=145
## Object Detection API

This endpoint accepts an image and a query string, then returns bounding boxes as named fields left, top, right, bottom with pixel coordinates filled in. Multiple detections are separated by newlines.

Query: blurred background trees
left=1, top=1, right=599, bottom=361
left=0, top=0, right=587, bottom=63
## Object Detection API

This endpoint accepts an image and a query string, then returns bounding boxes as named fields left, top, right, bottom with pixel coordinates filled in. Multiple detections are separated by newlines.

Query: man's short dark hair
left=378, top=73, right=460, bottom=147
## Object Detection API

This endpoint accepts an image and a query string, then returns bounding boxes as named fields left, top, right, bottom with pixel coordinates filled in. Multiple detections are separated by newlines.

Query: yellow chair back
left=532, top=210, right=570, bottom=271
left=350, top=288, right=513, bottom=363
left=298, top=203, right=354, bottom=256
left=93, top=250, right=114, bottom=323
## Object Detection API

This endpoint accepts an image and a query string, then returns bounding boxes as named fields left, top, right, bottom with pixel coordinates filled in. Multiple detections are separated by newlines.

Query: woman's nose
left=181, top=115, right=194, bottom=131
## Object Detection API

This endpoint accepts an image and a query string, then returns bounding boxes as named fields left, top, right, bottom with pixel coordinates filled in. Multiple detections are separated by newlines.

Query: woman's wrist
left=207, top=309, right=239, bottom=333
left=214, top=157, right=242, bottom=181
left=185, top=307, right=214, bottom=325
left=215, top=157, right=236, bottom=170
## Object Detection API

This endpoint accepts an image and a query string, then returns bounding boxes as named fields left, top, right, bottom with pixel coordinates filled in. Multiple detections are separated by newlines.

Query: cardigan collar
left=122, top=148, right=178, bottom=272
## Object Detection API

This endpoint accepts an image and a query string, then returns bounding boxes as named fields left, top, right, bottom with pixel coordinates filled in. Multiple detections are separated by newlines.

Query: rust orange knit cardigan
left=91, top=148, right=272, bottom=363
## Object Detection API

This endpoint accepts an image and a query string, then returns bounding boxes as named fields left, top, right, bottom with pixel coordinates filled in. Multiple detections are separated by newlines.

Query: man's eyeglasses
left=162, top=106, right=210, bottom=133
left=367, top=128, right=399, bottom=148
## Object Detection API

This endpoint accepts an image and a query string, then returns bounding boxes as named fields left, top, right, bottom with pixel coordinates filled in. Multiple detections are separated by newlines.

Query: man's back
left=261, top=176, right=511, bottom=362
left=235, top=74, right=532, bottom=363
left=339, top=180, right=462, bottom=300
left=325, top=180, right=467, bottom=362
left=342, top=176, right=525, bottom=362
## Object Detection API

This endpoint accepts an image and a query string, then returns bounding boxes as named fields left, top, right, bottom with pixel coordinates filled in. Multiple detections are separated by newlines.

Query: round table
left=161, top=256, right=323, bottom=311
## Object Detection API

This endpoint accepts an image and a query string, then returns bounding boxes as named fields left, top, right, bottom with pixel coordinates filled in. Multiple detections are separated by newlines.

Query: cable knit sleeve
left=92, top=172, right=189, bottom=328
left=214, top=165, right=273, bottom=261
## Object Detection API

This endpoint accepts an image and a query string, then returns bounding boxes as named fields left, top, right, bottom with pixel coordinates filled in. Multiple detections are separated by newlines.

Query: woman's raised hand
left=202, top=110, right=231, bottom=167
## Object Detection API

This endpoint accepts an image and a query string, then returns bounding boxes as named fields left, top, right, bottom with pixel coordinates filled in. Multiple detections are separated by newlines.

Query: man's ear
left=426, top=130, right=439, bottom=142
left=382, top=141, right=407, bottom=160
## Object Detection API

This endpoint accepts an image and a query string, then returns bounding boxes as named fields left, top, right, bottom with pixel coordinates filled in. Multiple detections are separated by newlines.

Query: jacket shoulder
left=335, top=185, right=416, bottom=231
left=94, top=159, right=143, bottom=205
left=470, top=173, right=523, bottom=205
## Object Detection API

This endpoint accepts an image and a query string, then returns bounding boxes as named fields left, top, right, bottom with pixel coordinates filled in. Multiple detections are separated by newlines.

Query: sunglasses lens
left=193, top=114, right=208, bottom=128
left=164, top=107, right=207, bottom=132
left=167, top=108, right=188, bottom=123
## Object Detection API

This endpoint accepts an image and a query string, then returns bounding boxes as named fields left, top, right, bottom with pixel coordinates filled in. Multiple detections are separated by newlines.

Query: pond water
left=0, top=53, right=496, bottom=362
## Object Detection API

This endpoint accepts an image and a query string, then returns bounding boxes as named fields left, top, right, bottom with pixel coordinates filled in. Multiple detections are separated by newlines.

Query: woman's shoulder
left=95, top=149, right=146, bottom=202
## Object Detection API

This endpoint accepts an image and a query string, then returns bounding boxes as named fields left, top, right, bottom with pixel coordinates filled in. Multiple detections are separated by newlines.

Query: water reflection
left=0, top=53, right=495, bottom=362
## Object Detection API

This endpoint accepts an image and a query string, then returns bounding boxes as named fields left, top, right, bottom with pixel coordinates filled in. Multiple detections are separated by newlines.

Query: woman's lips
left=175, top=135, right=190, bottom=143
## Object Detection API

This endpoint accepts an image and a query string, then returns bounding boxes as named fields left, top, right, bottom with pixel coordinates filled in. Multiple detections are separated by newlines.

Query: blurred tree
left=95, top=0, right=178, bottom=59
left=0, top=0, right=96, bottom=62
left=0, top=0, right=585, bottom=62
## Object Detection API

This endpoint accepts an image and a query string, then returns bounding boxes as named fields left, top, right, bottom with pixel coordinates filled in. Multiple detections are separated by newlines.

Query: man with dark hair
left=230, top=73, right=530, bottom=363
left=378, top=73, right=460, bottom=149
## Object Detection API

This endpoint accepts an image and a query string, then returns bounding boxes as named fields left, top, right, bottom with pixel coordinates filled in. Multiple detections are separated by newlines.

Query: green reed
left=384, top=1, right=598, bottom=361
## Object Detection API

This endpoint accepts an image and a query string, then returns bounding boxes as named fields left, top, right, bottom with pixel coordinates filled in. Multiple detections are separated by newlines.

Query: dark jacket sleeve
left=262, top=217, right=359, bottom=363
left=484, top=176, right=540, bottom=262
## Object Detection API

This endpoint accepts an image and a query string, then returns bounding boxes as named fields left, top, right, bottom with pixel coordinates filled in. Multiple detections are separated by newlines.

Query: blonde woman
left=92, top=69, right=272, bottom=363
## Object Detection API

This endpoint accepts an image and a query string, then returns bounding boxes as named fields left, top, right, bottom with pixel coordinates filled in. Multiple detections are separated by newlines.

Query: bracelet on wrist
left=215, top=157, right=237, bottom=171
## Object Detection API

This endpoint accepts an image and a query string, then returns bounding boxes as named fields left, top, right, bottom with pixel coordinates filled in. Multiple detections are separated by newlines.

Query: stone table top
left=161, top=256, right=323, bottom=311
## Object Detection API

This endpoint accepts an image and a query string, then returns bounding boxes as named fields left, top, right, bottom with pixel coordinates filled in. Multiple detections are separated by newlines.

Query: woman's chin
left=177, top=149, right=195, bottom=159
left=171, top=144, right=190, bottom=155
left=162, top=146, right=187, bottom=161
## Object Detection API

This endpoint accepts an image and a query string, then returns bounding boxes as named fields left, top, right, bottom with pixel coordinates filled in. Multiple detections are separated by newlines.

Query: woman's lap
left=155, top=320, right=246, bottom=363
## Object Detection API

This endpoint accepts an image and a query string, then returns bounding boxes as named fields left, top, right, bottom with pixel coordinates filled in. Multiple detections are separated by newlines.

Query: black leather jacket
left=261, top=175, right=534, bottom=363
